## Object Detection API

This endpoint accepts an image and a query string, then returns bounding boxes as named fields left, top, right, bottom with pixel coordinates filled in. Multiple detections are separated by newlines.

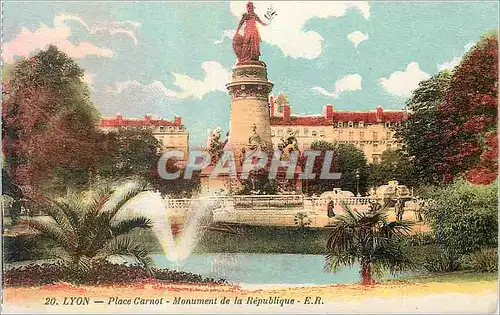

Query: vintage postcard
left=1, top=1, right=498, bottom=314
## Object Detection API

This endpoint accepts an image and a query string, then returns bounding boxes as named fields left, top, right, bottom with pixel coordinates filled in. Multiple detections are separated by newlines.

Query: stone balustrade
left=165, top=195, right=373, bottom=212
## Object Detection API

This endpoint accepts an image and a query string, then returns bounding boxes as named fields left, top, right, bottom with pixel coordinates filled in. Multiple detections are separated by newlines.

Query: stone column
left=226, top=63, right=274, bottom=166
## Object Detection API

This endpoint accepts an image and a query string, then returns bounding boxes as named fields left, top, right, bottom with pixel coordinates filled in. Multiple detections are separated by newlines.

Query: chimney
left=145, top=114, right=152, bottom=122
left=116, top=113, right=123, bottom=123
left=323, top=104, right=334, bottom=119
left=376, top=106, right=383, bottom=122
left=269, top=95, right=275, bottom=117
left=283, top=104, right=291, bottom=122
left=174, top=115, right=182, bottom=125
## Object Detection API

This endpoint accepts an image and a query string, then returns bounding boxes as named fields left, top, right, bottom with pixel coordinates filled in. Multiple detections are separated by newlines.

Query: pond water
left=7, top=253, right=411, bottom=285
left=138, top=253, right=403, bottom=285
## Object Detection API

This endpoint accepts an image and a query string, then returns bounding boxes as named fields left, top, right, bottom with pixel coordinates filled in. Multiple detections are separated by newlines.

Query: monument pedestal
left=226, top=63, right=274, bottom=167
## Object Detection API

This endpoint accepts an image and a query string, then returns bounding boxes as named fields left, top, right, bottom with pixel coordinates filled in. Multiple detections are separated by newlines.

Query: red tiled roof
left=271, top=111, right=405, bottom=126
left=270, top=116, right=331, bottom=126
left=99, top=116, right=181, bottom=128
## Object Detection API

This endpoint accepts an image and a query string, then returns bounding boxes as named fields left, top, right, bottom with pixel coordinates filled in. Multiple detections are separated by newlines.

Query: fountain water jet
left=117, top=190, right=221, bottom=262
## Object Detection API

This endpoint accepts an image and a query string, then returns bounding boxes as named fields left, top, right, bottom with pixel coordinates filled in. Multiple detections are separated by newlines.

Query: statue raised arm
left=233, top=2, right=268, bottom=64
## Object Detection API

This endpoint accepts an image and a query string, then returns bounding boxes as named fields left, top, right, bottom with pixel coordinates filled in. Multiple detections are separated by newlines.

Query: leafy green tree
left=18, top=181, right=154, bottom=274
left=397, top=32, right=498, bottom=185
left=325, top=202, right=413, bottom=285
left=367, top=149, right=417, bottom=188
left=307, top=141, right=368, bottom=195
left=422, top=178, right=497, bottom=254
left=395, top=71, right=452, bottom=185
left=103, top=128, right=161, bottom=181
left=2, top=45, right=104, bottom=200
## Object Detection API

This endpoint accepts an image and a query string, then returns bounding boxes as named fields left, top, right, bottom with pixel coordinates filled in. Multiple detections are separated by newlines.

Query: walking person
left=327, top=198, right=336, bottom=218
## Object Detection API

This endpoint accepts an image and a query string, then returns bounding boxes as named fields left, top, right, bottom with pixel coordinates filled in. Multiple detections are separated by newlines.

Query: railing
left=233, top=195, right=303, bottom=209
left=309, top=196, right=372, bottom=212
left=165, top=195, right=374, bottom=212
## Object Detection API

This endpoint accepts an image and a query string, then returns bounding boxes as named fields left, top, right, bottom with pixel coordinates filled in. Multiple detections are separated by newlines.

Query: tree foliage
left=439, top=31, right=498, bottom=183
left=397, top=31, right=498, bottom=185
left=367, top=149, right=417, bottom=188
left=307, top=141, right=368, bottom=195
left=422, top=178, right=498, bottom=254
left=2, top=45, right=104, bottom=199
left=396, top=72, right=452, bottom=185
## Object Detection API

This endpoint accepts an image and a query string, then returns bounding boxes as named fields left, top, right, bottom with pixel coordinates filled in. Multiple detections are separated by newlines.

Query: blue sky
left=3, top=1, right=498, bottom=145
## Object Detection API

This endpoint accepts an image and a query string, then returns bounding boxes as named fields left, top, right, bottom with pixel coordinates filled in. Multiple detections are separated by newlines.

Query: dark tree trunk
left=361, top=263, right=372, bottom=285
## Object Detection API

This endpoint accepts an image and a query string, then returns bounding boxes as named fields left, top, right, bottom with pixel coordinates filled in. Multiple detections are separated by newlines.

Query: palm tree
left=19, top=181, right=154, bottom=274
left=325, top=201, right=414, bottom=285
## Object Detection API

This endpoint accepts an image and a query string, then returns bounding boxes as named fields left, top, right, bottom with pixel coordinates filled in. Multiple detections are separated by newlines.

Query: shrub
left=461, top=248, right=498, bottom=272
left=404, top=232, right=436, bottom=246
left=423, top=178, right=497, bottom=254
left=4, top=260, right=227, bottom=287
left=423, top=249, right=461, bottom=273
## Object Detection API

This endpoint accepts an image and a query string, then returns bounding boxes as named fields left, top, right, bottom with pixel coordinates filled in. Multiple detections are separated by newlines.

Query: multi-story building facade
left=269, top=92, right=407, bottom=164
left=99, top=114, right=189, bottom=159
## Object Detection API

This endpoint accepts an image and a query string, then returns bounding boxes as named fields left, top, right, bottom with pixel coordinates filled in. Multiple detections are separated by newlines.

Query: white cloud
left=228, top=1, right=370, bottom=59
left=379, top=62, right=430, bottom=98
left=347, top=31, right=368, bottom=48
left=214, top=30, right=236, bottom=44
left=171, top=61, right=231, bottom=99
left=107, top=61, right=231, bottom=100
left=106, top=80, right=178, bottom=98
left=437, top=42, right=475, bottom=71
left=92, top=20, right=141, bottom=46
left=3, top=13, right=141, bottom=63
left=312, top=74, right=362, bottom=98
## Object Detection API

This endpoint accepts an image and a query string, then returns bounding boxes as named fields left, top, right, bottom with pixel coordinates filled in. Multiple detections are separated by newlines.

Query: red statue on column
left=233, top=2, right=267, bottom=64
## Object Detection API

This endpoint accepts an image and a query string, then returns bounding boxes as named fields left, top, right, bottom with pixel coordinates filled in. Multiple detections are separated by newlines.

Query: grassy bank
left=384, top=271, right=498, bottom=284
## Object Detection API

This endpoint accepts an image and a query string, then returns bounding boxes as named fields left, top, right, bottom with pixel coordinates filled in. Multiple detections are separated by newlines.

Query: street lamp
left=355, top=169, right=360, bottom=197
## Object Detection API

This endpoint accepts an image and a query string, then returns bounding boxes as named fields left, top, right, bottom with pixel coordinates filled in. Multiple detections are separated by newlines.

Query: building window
left=312, top=130, right=317, bottom=137
left=387, top=143, right=392, bottom=151
left=160, top=126, right=165, bottom=132
left=304, top=128, right=309, bottom=136
left=359, top=131, right=364, bottom=140
left=287, top=128, right=293, bottom=134
left=337, top=122, right=343, bottom=128
left=373, top=143, right=378, bottom=150
left=319, top=130, right=325, bottom=137
left=344, top=122, right=349, bottom=128
left=348, top=121, right=353, bottom=128
left=348, top=131, right=354, bottom=140
left=359, top=121, right=364, bottom=128
left=395, top=122, right=401, bottom=127
left=373, top=131, right=378, bottom=141
left=385, top=122, right=391, bottom=128
left=295, top=129, right=300, bottom=135
left=386, top=131, right=392, bottom=139
left=373, top=155, right=380, bottom=164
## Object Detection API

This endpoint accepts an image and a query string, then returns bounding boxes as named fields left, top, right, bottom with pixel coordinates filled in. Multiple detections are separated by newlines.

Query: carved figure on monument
left=247, top=124, right=267, bottom=152
left=279, top=129, right=299, bottom=161
left=208, top=127, right=224, bottom=164
left=233, top=2, right=267, bottom=64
